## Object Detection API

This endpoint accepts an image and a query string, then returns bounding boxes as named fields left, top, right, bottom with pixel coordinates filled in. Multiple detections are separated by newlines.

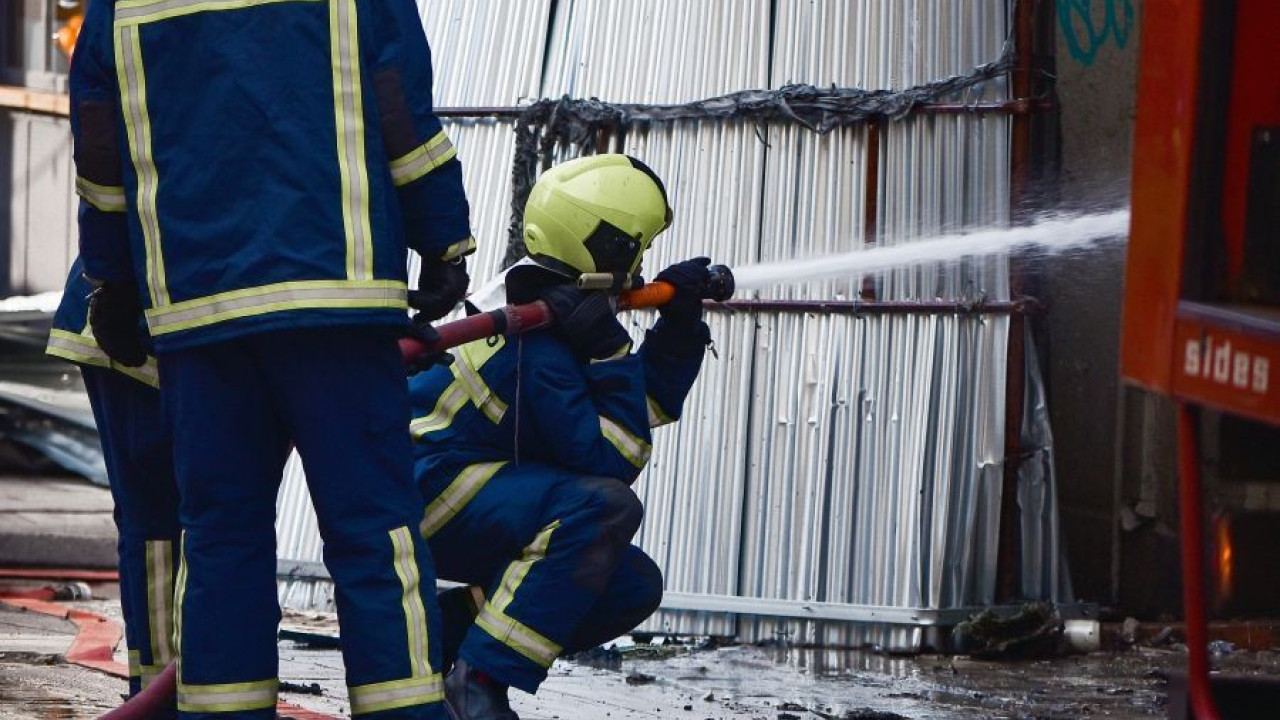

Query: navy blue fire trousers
left=160, top=328, right=450, bottom=719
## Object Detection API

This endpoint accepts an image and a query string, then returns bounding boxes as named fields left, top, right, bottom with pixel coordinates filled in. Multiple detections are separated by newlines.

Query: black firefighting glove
left=655, top=257, right=711, bottom=329
left=539, top=284, right=631, bottom=362
left=86, top=277, right=147, bottom=367
left=409, top=256, right=469, bottom=322
left=402, top=318, right=454, bottom=376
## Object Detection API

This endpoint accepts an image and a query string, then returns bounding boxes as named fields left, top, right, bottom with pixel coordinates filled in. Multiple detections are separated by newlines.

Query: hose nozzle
left=704, top=264, right=735, bottom=302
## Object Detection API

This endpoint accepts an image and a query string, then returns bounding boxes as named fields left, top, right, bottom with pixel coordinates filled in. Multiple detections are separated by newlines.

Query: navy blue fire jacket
left=70, top=0, right=472, bottom=351
left=409, top=310, right=707, bottom=484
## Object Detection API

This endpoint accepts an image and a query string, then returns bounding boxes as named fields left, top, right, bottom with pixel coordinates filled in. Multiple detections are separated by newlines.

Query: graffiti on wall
left=1058, top=0, right=1135, bottom=67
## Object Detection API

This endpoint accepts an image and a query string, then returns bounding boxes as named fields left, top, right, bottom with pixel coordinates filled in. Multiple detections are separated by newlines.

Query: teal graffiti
left=1057, top=0, right=1135, bottom=67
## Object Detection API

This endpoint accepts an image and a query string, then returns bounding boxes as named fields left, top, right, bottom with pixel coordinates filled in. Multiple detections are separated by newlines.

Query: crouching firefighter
left=408, top=154, right=712, bottom=719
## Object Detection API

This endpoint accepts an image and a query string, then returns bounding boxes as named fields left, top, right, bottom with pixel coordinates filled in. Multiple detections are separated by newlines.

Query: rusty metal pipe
left=710, top=299, right=1034, bottom=315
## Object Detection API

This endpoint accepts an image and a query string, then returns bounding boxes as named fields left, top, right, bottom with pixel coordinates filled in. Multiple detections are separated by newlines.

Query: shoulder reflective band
left=389, top=131, right=457, bottom=187
left=330, top=0, right=374, bottom=281
left=76, top=177, right=127, bottom=212
left=599, top=415, right=652, bottom=468
left=144, top=280, right=407, bottom=335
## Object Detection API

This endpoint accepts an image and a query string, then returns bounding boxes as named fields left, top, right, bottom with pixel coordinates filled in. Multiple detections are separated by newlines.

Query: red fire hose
left=99, top=664, right=176, bottom=720
left=1177, top=405, right=1223, bottom=720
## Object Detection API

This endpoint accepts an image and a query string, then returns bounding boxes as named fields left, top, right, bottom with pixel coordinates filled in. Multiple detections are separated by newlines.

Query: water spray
left=733, top=210, right=1130, bottom=290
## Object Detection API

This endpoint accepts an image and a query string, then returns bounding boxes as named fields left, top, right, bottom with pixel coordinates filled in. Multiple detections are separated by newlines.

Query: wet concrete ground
left=4, top=599, right=1280, bottom=719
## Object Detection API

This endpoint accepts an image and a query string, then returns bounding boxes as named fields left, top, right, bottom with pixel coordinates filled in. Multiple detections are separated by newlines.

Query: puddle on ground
left=583, top=643, right=1280, bottom=719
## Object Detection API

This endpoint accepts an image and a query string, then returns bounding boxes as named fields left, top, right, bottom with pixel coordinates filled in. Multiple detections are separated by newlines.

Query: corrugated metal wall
left=275, top=0, right=1070, bottom=652
left=0, top=2, right=1060, bottom=647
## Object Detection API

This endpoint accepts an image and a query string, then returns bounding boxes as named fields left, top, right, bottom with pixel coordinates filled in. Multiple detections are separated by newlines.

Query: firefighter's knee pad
left=573, top=476, right=644, bottom=544
left=566, top=476, right=644, bottom=591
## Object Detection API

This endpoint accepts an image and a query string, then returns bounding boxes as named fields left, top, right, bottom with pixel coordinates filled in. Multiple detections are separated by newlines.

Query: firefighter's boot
left=445, top=658, right=520, bottom=720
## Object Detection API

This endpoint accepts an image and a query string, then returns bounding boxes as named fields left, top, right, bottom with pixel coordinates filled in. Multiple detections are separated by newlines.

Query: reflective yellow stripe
left=439, top=236, right=476, bottom=262
left=46, top=329, right=161, bottom=387
left=409, top=380, right=468, bottom=438
left=173, top=531, right=187, bottom=679
left=330, top=0, right=373, bottom=280
left=451, top=361, right=507, bottom=424
left=143, top=279, right=407, bottom=335
left=139, top=667, right=165, bottom=690
left=419, top=462, right=507, bottom=538
left=174, top=532, right=274, bottom=712
left=646, top=395, right=675, bottom=428
left=389, top=131, right=458, bottom=187
left=349, top=674, right=444, bottom=715
left=475, top=604, right=561, bottom=668
left=145, top=540, right=175, bottom=667
left=128, top=649, right=167, bottom=685
left=75, top=177, right=127, bottom=212
left=490, top=521, right=557, bottom=613
left=589, top=341, right=632, bottom=363
left=410, top=337, right=507, bottom=437
left=454, top=338, right=508, bottom=424
left=388, top=527, right=432, bottom=678
left=115, top=0, right=320, bottom=25
left=476, top=521, right=562, bottom=666
left=599, top=416, right=651, bottom=468
left=178, top=678, right=278, bottom=712
left=114, top=22, right=168, bottom=307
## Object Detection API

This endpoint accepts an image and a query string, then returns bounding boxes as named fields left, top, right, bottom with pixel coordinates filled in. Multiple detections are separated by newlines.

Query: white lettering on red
left=1181, top=336, right=1272, bottom=396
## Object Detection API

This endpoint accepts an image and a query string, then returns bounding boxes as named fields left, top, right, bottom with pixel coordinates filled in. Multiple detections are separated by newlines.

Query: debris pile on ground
left=950, top=602, right=1065, bottom=659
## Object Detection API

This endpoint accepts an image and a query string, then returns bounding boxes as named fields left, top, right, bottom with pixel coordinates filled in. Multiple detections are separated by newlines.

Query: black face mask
left=582, top=221, right=644, bottom=275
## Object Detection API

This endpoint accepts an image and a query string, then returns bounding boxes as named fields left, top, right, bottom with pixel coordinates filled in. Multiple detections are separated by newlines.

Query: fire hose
left=96, top=264, right=733, bottom=720
left=398, top=264, right=735, bottom=362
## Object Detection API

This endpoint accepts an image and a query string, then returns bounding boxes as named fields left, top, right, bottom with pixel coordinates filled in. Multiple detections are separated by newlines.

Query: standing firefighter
left=409, top=155, right=711, bottom=719
left=47, top=259, right=179, bottom=708
left=71, top=0, right=471, bottom=718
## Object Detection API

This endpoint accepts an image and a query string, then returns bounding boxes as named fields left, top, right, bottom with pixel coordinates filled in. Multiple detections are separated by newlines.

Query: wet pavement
left=4, top=599, right=1280, bottom=719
